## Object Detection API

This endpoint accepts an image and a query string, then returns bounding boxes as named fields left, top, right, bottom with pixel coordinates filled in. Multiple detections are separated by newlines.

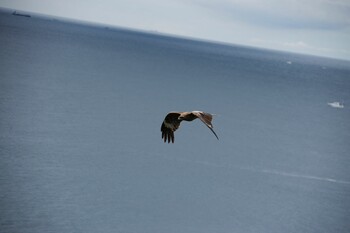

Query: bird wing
left=191, top=111, right=219, bottom=140
left=161, top=112, right=181, bottom=143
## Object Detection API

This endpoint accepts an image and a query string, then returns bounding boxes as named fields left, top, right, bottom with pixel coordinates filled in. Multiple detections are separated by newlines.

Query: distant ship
left=327, top=102, right=344, bottom=109
left=12, top=11, right=31, bottom=18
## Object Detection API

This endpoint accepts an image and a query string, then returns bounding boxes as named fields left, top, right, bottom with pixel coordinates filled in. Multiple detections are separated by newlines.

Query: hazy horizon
left=1, top=6, right=350, bottom=63
left=1, top=0, right=349, bottom=61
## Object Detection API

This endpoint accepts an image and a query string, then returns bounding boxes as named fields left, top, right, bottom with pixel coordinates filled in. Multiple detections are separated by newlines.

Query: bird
left=161, top=111, right=219, bottom=143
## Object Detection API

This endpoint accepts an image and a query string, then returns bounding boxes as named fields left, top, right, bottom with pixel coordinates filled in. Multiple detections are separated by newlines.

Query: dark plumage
left=161, top=111, right=219, bottom=143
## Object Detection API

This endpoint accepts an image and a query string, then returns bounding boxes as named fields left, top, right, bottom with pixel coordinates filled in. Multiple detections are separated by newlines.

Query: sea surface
left=1, top=10, right=350, bottom=233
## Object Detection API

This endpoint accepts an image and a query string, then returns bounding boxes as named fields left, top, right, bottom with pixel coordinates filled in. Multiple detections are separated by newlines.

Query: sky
left=1, top=0, right=350, bottom=60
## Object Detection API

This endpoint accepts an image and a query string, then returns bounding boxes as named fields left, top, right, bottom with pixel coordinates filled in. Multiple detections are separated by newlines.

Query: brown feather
left=161, top=112, right=182, bottom=143
left=192, top=111, right=219, bottom=140
left=160, top=111, right=219, bottom=143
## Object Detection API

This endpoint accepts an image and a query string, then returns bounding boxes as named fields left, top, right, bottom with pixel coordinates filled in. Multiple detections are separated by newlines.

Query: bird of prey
left=161, top=111, right=219, bottom=143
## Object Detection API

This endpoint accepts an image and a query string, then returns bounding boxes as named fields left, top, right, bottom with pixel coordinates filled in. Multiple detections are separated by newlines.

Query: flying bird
left=161, top=111, right=219, bottom=143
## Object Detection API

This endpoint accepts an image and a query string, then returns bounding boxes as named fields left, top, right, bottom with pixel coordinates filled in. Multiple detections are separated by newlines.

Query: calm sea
left=1, top=9, right=350, bottom=233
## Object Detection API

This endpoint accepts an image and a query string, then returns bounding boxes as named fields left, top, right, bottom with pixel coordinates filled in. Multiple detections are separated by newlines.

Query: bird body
left=161, top=111, right=219, bottom=143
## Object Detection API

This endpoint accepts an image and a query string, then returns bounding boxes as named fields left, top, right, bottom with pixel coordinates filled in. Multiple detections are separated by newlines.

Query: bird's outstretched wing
left=191, top=111, right=219, bottom=140
left=161, top=112, right=181, bottom=143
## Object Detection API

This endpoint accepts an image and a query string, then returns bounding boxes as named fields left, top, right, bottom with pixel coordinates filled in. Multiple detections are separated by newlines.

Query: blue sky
left=1, top=0, right=350, bottom=60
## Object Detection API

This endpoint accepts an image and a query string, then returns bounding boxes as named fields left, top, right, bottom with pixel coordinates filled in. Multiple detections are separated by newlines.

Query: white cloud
left=283, top=41, right=309, bottom=49
left=188, top=0, right=350, bottom=30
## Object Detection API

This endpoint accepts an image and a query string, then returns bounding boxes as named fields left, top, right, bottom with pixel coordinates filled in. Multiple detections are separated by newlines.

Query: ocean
left=1, top=9, right=350, bottom=233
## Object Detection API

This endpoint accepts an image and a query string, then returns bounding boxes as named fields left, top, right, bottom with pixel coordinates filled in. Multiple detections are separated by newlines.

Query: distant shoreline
left=12, top=10, right=31, bottom=18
